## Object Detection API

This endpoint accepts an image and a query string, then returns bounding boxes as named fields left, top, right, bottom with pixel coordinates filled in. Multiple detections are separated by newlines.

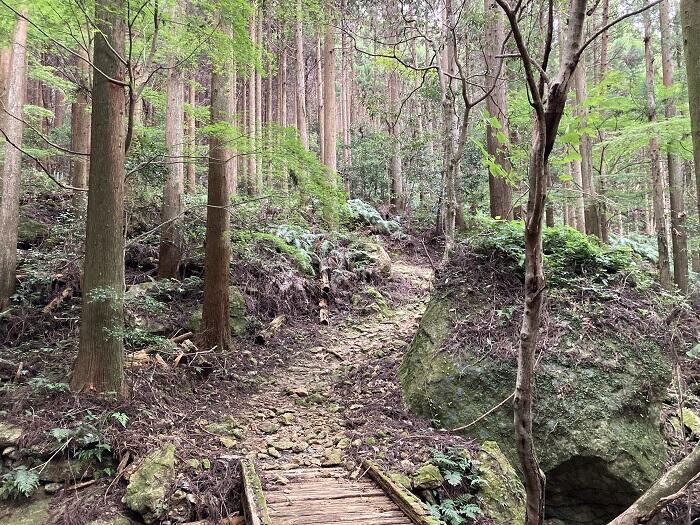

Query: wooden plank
left=241, top=459, right=272, bottom=525
left=268, top=502, right=400, bottom=516
left=268, top=510, right=411, bottom=525
left=362, top=460, right=442, bottom=525
left=265, top=490, right=386, bottom=503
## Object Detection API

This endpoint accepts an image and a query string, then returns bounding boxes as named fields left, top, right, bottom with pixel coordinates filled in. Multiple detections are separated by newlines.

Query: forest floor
left=1, top=249, right=471, bottom=525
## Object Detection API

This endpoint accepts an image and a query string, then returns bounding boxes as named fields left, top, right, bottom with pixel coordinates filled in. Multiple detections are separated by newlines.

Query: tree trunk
left=317, top=34, right=325, bottom=163
left=340, top=8, right=352, bottom=191
left=247, top=15, right=257, bottom=194
left=70, top=47, right=91, bottom=214
left=609, top=445, right=700, bottom=525
left=496, top=0, right=590, bottom=522
left=644, top=2, right=672, bottom=289
left=485, top=0, right=513, bottom=220
left=186, top=80, right=197, bottom=193
left=681, top=0, right=700, bottom=234
left=388, top=66, right=404, bottom=212
left=661, top=0, right=689, bottom=293
left=574, top=60, right=601, bottom=237
left=199, top=29, right=233, bottom=353
left=295, top=0, right=309, bottom=149
left=322, top=19, right=337, bottom=173
left=255, top=13, right=263, bottom=191
left=0, top=13, right=28, bottom=311
left=71, top=0, right=126, bottom=393
left=158, top=65, right=185, bottom=280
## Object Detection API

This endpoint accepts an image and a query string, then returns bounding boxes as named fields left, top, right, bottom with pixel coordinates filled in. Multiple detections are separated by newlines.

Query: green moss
left=17, top=217, right=48, bottom=246
left=123, top=444, right=176, bottom=524
left=477, top=441, right=526, bottom=525
left=187, top=286, right=248, bottom=335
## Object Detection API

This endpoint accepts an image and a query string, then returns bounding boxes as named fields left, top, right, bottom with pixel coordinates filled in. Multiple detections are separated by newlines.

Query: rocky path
left=232, top=260, right=433, bottom=491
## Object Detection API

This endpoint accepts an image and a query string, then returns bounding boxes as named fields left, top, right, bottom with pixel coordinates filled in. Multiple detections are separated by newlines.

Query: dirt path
left=231, top=260, right=434, bottom=481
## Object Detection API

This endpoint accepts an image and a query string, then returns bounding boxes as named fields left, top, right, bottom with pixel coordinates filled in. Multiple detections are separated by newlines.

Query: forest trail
left=233, top=260, right=433, bottom=523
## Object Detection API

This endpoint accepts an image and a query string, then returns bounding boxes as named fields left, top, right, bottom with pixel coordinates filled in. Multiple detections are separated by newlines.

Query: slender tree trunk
left=255, top=13, right=263, bottom=191
left=199, top=25, right=233, bottom=353
left=0, top=13, right=28, bottom=311
left=279, top=44, right=289, bottom=190
left=229, top=68, right=238, bottom=196
left=0, top=47, right=11, bottom=103
left=681, top=0, right=700, bottom=234
left=317, top=34, right=325, bottom=163
left=661, top=0, right=689, bottom=292
left=341, top=10, right=352, bottom=191
left=247, top=15, right=257, bottom=194
left=644, top=2, right=672, bottom=289
left=574, top=61, right=601, bottom=237
left=71, top=0, right=126, bottom=393
left=571, top=156, right=586, bottom=232
left=71, top=47, right=91, bottom=214
left=322, top=19, right=337, bottom=173
left=485, top=0, right=513, bottom=220
left=388, top=65, right=404, bottom=212
left=597, top=0, right=610, bottom=241
left=158, top=65, right=185, bottom=279
left=496, top=0, right=590, bottom=521
left=295, top=0, right=309, bottom=149
left=186, top=80, right=197, bottom=193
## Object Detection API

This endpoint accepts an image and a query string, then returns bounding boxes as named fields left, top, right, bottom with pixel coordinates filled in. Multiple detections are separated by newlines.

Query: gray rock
left=123, top=443, right=177, bottom=524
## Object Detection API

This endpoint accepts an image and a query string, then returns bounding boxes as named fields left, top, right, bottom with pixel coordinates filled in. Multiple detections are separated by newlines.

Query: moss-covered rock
left=123, top=443, right=176, bottom=524
left=399, top=248, right=672, bottom=524
left=477, top=441, right=526, bottom=525
left=187, top=286, right=248, bottom=335
left=413, top=464, right=444, bottom=490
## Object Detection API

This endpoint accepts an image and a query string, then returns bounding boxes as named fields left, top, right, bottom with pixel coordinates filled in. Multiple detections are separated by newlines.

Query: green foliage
left=49, top=415, right=113, bottom=463
left=347, top=199, right=401, bottom=235
left=424, top=449, right=484, bottom=525
left=469, top=218, right=636, bottom=287
left=250, top=231, right=315, bottom=275
left=27, top=376, right=69, bottom=393
left=0, top=466, right=40, bottom=500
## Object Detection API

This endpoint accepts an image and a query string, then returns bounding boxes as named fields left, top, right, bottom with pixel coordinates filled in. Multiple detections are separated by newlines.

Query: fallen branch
left=609, top=445, right=700, bottom=525
left=42, top=287, right=74, bottom=314
left=444, top=392, right=514, bottom=432
left=171, top=331, right=193, bottom=343
left=421, top=239, right=437, bottom=272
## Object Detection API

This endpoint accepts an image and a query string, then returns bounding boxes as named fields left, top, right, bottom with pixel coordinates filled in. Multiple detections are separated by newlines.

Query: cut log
left=320, top=267, right=331, bottom=294
left=319, top=297, right=329, bottom=325
left=171, top=331, right=193, bottom=343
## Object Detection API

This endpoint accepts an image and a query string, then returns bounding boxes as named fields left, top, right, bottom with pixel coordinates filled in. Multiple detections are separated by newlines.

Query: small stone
left=351, top=439, right=362, bottom=448
left=292, top=441, right=309, bottom=453
left=322, top=448, right=343, bottom=467
left=259, top=421, right=280, bottom=434
left=307, top=393, right=325, bottom=404
left=269, top=440, right=294, bottom=451
left=287, top=386, right=309, bottom=397
left=44, top=482, right=63, bottom=494
left=336, top=437, right=351, bottom=449
left=0, top=422, right=22, bottom=448
left=279, top=413, right=295, bottom=426
left=268, top=447, right=281, bottom=458
left=257, top=452, right=270, bottom=459
left=219, top=437, right=238, bottom=448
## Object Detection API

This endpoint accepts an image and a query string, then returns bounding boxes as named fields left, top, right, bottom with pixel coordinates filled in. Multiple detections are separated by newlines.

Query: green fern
left=0, top=466, right=40, bottom=500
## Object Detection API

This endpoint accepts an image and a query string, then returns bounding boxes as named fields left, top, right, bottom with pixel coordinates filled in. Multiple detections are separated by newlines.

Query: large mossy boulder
left=123, top=443, right=176, bottom=524
left=187, top=286, right=248, bottom=335
left=0, top=494, right=51, bottom=525
left=399, top=222, right=674, bottom=525
left=477, top=441, right=526, bottom=525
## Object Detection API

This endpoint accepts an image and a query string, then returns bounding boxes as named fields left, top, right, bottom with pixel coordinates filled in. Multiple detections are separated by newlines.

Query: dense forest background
left=1, top=0, right=700, bottom=524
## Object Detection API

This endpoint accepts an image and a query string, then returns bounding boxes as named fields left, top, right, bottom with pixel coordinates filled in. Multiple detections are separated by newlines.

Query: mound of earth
left=399, top=222, right=681, bottom=524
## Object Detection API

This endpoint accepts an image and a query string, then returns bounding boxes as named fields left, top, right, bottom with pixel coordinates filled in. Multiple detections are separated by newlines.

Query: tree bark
left=644, top=1, right=672, bottom=289
left=317, top=34, right=325, bottom=164
left=255, top=13, right=263, bottom=191
left=322, top=17, right=337, bottom=173
left=0, top=13, right=28, bottom=311
left=199, top=29, right=233, bottom=353
left=186, top=80, right=197, bottom=193
left=387, top=65, right=404, bottom=212
left=158, top=64, right=185, bottom=280
left=70, top=47, right=91, bottom=214
left=295, top=0, right=309, bottom=150
left=485, top=0, right=513, bottom=220
left=247, top=15, right=257, bottom=194
left=574, top=60, right=601, bottom=237
left=71, top=0, right=126, bottom=393
left=681, top=0, right=700, bottom=235
left=660, top=0, right=689, bottom=293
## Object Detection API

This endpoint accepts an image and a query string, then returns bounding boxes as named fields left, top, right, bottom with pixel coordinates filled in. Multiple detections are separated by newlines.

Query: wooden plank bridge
left=241, top=460, right=440, bottom=525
